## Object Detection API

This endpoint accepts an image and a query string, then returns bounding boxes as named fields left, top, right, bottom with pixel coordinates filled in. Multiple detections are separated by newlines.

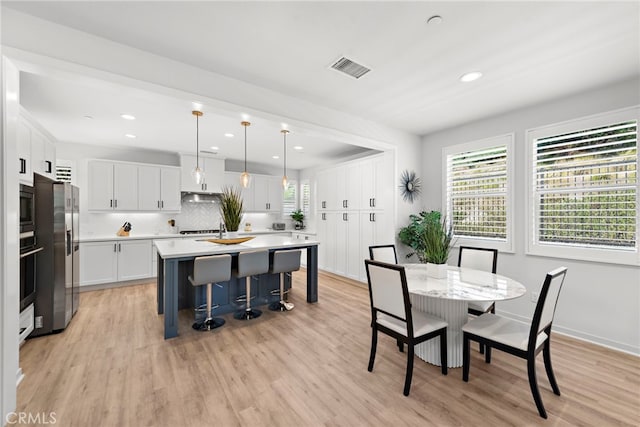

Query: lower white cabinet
left=80, top=240, right=152, bottom=286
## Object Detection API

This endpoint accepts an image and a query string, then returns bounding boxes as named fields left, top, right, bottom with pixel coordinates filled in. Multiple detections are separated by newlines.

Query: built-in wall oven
left=20, top=184, right=35, bottom=233
left=20, top=184, right=42, bottom=312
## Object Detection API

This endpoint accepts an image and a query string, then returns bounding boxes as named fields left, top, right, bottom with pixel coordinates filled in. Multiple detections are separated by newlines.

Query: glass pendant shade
left=240, top=171, right=251, bottom=188
left=282, top=175, right=288, bottom=189
left=192, top=166, right=205, bottom=185
left=240, top=121, right=251, bottom=188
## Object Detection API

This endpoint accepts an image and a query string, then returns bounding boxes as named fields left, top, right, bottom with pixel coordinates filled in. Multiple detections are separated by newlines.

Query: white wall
left=421, top=77, right=640, bottom=354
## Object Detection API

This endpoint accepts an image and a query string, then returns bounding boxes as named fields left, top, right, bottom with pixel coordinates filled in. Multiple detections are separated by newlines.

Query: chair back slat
left=530, top=267, right=568, bottom=341
left=369, top=244, right=398, bottom=264
left=458, top=246, right=498, bottom=273
left=365, top=260, right=408, bottom=321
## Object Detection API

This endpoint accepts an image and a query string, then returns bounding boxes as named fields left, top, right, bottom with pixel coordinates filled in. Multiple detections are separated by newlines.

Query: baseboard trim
left=79, top=277, right=156, bottom=293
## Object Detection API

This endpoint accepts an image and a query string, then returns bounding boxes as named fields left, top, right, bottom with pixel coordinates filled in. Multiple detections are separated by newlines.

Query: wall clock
left=400, top=170, right=421, bottom=203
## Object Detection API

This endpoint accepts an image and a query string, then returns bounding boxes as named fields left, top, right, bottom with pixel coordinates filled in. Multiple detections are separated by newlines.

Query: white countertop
left=79, top=229, right=290, bottom=242
left=155, top=234, right=319, bottom=259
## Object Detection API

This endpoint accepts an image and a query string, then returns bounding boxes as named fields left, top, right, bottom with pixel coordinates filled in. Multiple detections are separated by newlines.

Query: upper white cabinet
left=180, top=154, right=224, bottom=193
left=88, top=160, right=138, bottom=211
left=17, top=109, right=57, bottom=185
left=223, top=172, right=281, bottom=212
left=360, top=153, right=392, bottom=210
left=138, top=165, right=181, bottom=211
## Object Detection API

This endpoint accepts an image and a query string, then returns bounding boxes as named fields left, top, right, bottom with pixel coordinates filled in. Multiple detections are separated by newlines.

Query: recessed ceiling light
left=224, top=133, right=234, bottom=138
left=293, top=146, right=304, bottom=151
left=83, top=115, right=93, bottom=119
left=125, top=134, right=137, bottom=139
left=460, top=71, right=483, bottom=83
left=427, top=15, right=443, bottom=25
left=120, top=114, right=136, bottom=120
left=210, top=146, right=219, bottom=151
left=272, top=155, right=280, bottom=159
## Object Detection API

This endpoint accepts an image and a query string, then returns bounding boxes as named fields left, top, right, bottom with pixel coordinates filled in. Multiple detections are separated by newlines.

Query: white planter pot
left=225, top=231, right=238, bottom=238
left=426, top=262, right=448, bottom=279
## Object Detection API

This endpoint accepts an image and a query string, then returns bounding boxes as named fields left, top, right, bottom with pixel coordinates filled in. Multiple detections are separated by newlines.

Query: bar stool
left=234, top=250, right=269, bottom=320
left=188, top=254, right=232, bottom=331
left=269, top=249, right=301, bottom=311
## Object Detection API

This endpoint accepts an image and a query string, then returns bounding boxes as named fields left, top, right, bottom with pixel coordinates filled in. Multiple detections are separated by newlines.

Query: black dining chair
left=364, top=259, right=448, bottom=396
left=462, top=267, right=568, bottom=419
left=368, top=244, right=398, bottom=264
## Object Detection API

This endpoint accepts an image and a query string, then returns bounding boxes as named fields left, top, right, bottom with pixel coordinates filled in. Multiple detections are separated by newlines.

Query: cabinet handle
left=114, top=199, right=118, bottom=208
left=118, top=243, right=121, bottom=252
left=113, top=243, right=117, bottom=252
left=345, top=200, right=348, bottom=209
left=305, top=236, right=309, bottom=240
left=372, top=198, right=376, bottom=208
left=161, top=200, right=164, bottom=208
left=19, top=158, right=26, bottom=174
left=110, top=199, right=113, bottom=208
left=45, top=160, right=52, bottom=173
left=157, top=200, right=160, bottom=208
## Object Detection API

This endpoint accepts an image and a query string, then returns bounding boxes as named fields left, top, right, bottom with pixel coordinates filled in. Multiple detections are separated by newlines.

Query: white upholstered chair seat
left=468, top=300, right=495, bottom=313
left=377, top=309, right=447, bottom=338
left=462, top=313, right=548, bottom=351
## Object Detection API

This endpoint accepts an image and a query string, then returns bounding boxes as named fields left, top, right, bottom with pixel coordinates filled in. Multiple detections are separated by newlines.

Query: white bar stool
left=234, top=250, right=269, bottom=320
left=268, top=249, right=301, bottom=311
left=188, top=254, right=232, bottom=331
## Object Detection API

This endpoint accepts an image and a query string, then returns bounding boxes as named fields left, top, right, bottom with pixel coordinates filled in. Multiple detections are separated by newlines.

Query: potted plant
left=290, top=209, right=304, bottom=230
left=421, top=216, right=454, bottom=279
left=219, top=185, right=244, bottom=234
left=398, top=210, right=442, bottom=262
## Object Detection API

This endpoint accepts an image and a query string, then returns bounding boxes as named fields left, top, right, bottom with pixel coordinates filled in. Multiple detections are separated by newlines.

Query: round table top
left=402, top=264, right=527, bottom=302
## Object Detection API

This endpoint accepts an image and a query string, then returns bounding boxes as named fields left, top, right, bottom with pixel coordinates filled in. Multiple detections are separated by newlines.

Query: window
left=282, top=180, right=297, bottom=216
left=443, top=134, right=514, bottom=252
left=527, top=107, right=639, bottom=265
left=301, top=180, right=311, bottom=217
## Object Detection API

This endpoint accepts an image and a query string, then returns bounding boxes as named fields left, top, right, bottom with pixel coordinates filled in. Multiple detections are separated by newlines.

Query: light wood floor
left=17, top=271, right=640, bottom=426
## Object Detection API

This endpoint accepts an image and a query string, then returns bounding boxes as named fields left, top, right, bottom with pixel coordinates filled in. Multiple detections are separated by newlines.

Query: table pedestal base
left=411, top=295, right=468, bottom=368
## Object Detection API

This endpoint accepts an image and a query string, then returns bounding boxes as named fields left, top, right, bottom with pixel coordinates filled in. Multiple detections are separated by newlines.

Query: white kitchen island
left=155, top=235, right=319, bottom=339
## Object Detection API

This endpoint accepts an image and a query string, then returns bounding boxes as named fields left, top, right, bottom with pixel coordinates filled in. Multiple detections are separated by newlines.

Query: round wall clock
left=400, top=170, right=421, bottom=203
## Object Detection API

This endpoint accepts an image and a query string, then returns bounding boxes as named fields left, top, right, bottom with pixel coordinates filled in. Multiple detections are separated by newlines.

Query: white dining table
left=402, top=264, right=527, bottom=368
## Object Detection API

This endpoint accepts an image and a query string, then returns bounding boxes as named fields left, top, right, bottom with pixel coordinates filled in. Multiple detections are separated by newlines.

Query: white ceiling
left=5, top=1, right=640, bottom=168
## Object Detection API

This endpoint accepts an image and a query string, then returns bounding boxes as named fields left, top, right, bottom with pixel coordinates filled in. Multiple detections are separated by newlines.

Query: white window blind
left=446, top=141, right=509, bottom=242
left=534, top=120, right=637, bottom=249
left=301, top=181, right=311, bottom=217
left=282, top=181, right=297, bottom=216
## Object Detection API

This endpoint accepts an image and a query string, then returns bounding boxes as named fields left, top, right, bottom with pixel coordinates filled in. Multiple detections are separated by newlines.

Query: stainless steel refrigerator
left=33, top=174, right=79, bottom=336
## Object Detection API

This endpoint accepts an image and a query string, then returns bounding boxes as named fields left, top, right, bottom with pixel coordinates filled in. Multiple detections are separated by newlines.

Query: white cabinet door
left=30, top=129, right=46, bottom=177
left=346, top=162, right=361, bottom=211
left=44, top=138, right=56, bottom=177
left=359, top=211, right=391, bottom=281
left=267, top=176, right=282, bottom=212
left=316, top=170, right=329, bottom=211
left=80, top=241, right=118, bottom=286
left=117, top=240, right=152, bottom=281
left=202, top=157, right=224, bottom=193
left=160, top=167, right=181, bottom=211
left=317, top=212, right=337, bottom=271
left=88, top=160, right=115, bottom=210
left=253, top=175, right=269, bottom=211
left=17, top=118, right=32, bottom=184
left=138, top=165, right=162, bottom=211
left=113, top=163, right=138, bottom=210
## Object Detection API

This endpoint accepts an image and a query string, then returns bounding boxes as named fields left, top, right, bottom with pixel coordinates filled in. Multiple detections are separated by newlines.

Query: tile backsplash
left=81, top=202, right=283, bottom=237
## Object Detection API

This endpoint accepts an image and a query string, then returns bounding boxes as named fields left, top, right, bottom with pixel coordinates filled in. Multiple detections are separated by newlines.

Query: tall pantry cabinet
left=316, top=152, right=394, bottom=282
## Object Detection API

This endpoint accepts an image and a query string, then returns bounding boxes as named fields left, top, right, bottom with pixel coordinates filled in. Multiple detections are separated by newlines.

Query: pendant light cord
left=283, top=131, right=287, bottom=178
left=244, top=123, right=247, bottom=171
left=196, top=114, right=199, bottom=167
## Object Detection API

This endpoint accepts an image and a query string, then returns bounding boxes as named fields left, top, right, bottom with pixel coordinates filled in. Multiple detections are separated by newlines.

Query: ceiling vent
left=330, top=56, right=371, bottom=79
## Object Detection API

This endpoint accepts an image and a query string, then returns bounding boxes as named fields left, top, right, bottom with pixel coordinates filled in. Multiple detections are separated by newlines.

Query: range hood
left=181, top=192, right=220, bottom=204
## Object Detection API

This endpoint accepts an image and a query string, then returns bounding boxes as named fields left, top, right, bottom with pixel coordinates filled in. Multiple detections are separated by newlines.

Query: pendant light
left=240, top=121, right=251, bottom=188
left=281, top=129, right=289, bottom=189
left=191, top=110, right=205, bottom=185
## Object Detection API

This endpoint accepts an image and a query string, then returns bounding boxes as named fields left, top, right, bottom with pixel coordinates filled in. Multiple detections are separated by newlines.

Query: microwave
left=20, top=184, right=35, bottom=233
